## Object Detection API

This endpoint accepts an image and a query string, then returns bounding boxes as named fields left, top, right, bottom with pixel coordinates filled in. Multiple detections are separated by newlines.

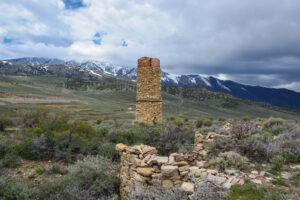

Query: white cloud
left=0, top=0, right=300, bottom=90
left=274, top=82, right=300, bottom=92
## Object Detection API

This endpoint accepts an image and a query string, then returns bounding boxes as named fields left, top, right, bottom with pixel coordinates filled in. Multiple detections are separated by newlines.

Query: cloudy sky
left=1, top=0, right=300, bottom=91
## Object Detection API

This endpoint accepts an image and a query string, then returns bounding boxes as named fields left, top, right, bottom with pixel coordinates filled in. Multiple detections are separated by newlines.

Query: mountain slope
left=0, top=75, right=299, bottom=120
left=2, top=57, right=300, bottom=110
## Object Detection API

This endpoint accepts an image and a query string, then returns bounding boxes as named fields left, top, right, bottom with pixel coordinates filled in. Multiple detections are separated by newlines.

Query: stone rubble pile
left=117, top=131, right=245, bottom=200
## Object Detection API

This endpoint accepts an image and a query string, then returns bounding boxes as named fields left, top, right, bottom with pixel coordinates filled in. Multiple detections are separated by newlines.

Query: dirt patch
left=0, top=93, right=20, bottom=98
left=10, top=158, right=68, bottom=189
left=46, top=104, right=72, bottom=109
left=0, top=97, right=78, bottom=104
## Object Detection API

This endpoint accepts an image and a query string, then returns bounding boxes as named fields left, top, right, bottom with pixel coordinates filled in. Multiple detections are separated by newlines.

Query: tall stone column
left=136, top=57, right=162, bottom=125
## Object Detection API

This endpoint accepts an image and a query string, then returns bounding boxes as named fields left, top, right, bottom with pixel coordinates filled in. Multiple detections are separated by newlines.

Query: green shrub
left=167, top=115, right=176, bottom=121
left=290, top=173, right=300, bottom=186
left=98, top=142, right=120, bottom=162
left=117, top=129, right=146, bottom=145
left=96, top=115, right=110, bottom=124
left=0, top=178, right=35, bottom=200
left=266, top=169, right=280, bottom=176
left=28, top=174, right=36, bottom=179
left=271, top=156, right=284, bottom=171
left=39, top=155, right=120, bottom=200
left=0, top=153, right=20, bottom=169
left=184, top=116, right=190, bottom=122
left=174, top=118, right=183, bottom=126
left=263, top=117, right=284, bottom=129
left=218, top=117, right=226, bottom=122
left=0, top=142, right=9, bottom=160
left=145, top=123, right=194, bottom=156
left=203, top=118, right=213, bottom=127
left=208, top=116, right=214, bottom=121
left=242, top=116, right=250, bottom=121
left=36, top=168, right=46, bottom=175
left=272, top=178, right=289, bottom=187
left=52, top=122, right=98, bottom=162
left=0, top=115, right=11, bottom=132
left=210, top=151, right=249, bottom=172
left=0, top=142, right=20, bottom=169
left=21, top=106, right=49, bottom=128
left=196, top=118, right=204, bottom=128
left=47, top=164, right=68, bottom=175
left=226, top=179, right=291, bottom=200
left=17, top=135, right=54, bottom=160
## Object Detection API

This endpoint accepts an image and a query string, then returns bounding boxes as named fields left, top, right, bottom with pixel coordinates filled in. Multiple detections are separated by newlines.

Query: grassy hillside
left=0, top=75, right=299, bottom=120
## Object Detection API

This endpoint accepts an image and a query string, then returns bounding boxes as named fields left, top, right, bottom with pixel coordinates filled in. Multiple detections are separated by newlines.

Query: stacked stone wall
left=136, top=57, right=162, bottom=124
left=116, top=132, right=245, bottom=200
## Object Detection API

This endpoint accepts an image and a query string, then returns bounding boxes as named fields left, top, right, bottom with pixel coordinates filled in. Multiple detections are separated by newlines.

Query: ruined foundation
left=136, top=57, right=162, bottom=125
left=116, top=132, right=244, bottom=200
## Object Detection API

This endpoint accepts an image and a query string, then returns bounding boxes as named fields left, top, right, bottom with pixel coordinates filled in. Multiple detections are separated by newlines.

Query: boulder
left=281, top=172, right=292, bottom=179
left=141, top=145, right=158, bottom=155
left=197, top=161, right=210, bottom=168
left=137, top=167, right=152, bottom=177
left=162, top=180, right=173, bottom=188
left=161, top=165, right=178, bottom=177
left=181, top=182, right=194, bottom=194
left=116, top=143, right=127, bottom=152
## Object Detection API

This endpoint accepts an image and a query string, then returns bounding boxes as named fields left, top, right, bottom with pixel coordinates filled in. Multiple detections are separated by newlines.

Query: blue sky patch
left=2, top=37, right=23, bottom=45
left=122, top=40, right=128, bottom=47
left=62, top=0, right=87, bottom=10
left=92, top=32, right=106, bottom=45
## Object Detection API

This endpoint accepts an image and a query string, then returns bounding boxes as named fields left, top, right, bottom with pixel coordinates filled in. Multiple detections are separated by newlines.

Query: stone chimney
left=136, top=57, right=162, bottom=125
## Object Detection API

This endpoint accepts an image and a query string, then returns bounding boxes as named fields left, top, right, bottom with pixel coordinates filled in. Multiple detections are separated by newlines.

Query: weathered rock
left=142, top=145, right=158, bottom=155
left=179, top=165, right=190, bottom=172
left=156, top=156, right=169, bottom=165
left=189, top=166, right=201, bottom=177
left=223, top=180, right=232, bottom=189
left=199, top=150, right=208, bottom=157
left=180, top=171, right=189, bottom=176
left=225, top=169, right=238, bottom=175
left=281, top=172, right=292, bottom=179
left=133, top=172, right=148, bottom=183
left=259, top=171, right=265, bottom=176
left=215, top=176, right=227, bottom=185
left=161, top=165, right=178, bottom=177
left=290, top=165, right=300, bottom=170
left=197, top=161, right=210, bottom=168
left=230, top=177, right=239, bottom=184
left=152, top=173, right=162, bottom=179
left=127, top=146, right=140, bottom=154
left=174, top=154, right=184, bottom=162
left=162, top=180, right=173, bottom=188
left=134, top=158, right=142, bottom=166
left=172, top=161, right=189, bottom=166
left=251, top=170, right=259, bottom=175
left=250, top=163, right=256, bottom=168
left=237, top=179, right=245, bottom=185
left=249, top=174, right=256, bottom=179
left=251, top=179, right=262, bottom=184
left=181, top=182, right=194, bottom=194
left=142, top=154, right=152, bottom=163
left=116, top=143, right=127, bottom=152
left=137, top=167, right=152, bottom=177
left=207, top=169, right=218, bottom=175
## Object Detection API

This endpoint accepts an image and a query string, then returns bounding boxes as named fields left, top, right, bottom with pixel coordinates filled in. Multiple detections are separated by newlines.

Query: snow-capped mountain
left=1, top=57, right=300, bottom=110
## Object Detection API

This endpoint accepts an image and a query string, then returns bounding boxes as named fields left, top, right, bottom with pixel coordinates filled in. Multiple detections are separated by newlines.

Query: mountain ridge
left=1, top=57, right=300, bottom=110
